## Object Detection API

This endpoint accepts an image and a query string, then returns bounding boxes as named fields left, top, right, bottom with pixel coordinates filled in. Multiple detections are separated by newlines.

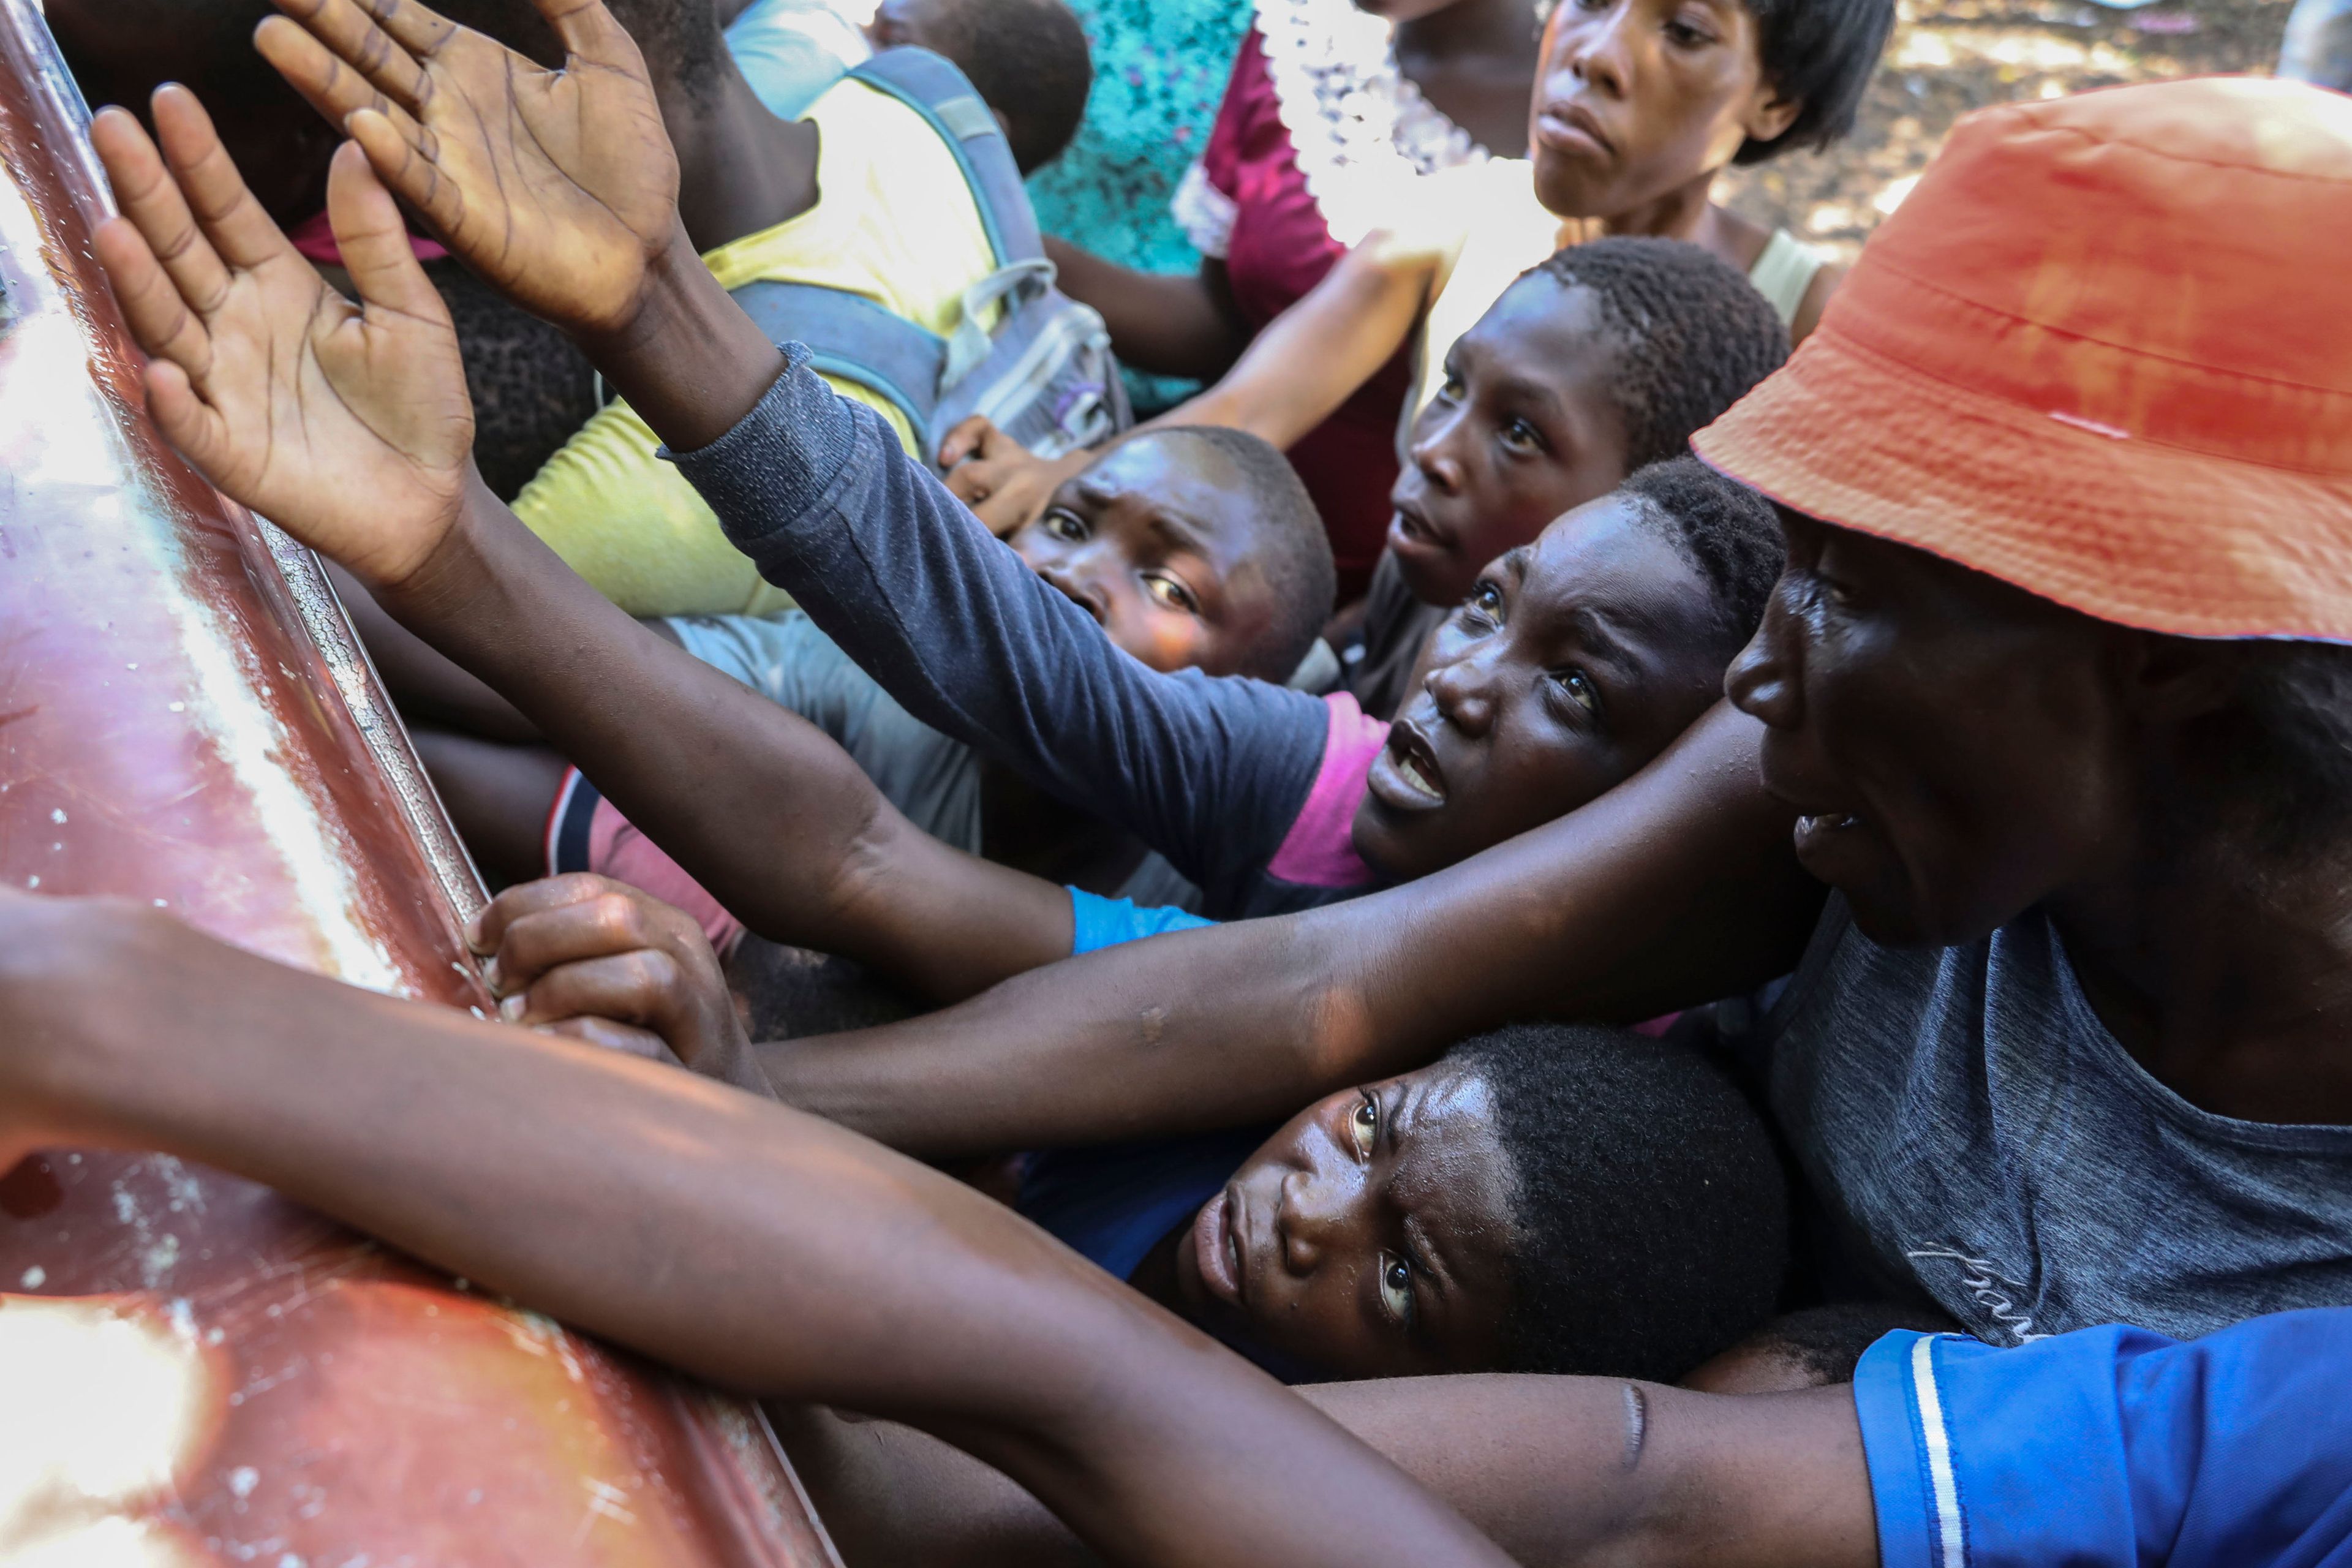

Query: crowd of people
left=12, top=0, right=2352, bottom=1561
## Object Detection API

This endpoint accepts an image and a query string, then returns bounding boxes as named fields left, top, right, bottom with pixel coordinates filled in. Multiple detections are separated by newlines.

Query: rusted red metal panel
left=0, top=5, right=837, bottom=1560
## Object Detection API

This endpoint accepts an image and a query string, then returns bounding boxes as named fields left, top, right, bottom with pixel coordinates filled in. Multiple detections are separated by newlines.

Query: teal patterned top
left=1025, top=0, right=1254, bottom=410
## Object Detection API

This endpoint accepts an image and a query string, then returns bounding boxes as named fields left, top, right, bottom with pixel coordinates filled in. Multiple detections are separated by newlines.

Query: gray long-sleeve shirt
left=672, top=351, right=1379, bottom=918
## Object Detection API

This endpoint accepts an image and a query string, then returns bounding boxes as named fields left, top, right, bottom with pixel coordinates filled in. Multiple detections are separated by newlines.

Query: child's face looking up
left=1008, top=436, right=1281, bottom=679
left=1177, top=1063, right=1518, bottom=1380
left=1528, top=0, right=1797, bottom=221
left=1352, top=496, right=1730, bottom=881
left=1392, top=276, right=1630, bottom=610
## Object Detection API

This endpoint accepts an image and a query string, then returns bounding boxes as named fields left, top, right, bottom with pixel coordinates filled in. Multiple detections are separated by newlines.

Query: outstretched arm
left=0, top=887, right=1509, bottom=1568
left=89, top=91, right=1072, bottom=1002
left=1161, top=238, right=1436, bottom=450
left=775, top=1363, right=1877, bottom=1568
left=453, top=876, right=1875, bottom=1568
left=760, top=701, right=1823, bottom=1158
left=240, top=1, right=1329, bottom=906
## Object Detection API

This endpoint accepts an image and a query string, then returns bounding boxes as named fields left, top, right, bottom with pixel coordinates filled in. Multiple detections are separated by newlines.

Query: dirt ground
left=1717, top=0, right=2297, bottom=257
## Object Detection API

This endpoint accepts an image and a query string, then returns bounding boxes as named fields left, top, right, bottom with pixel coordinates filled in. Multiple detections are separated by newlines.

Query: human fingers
left=258, top=0, right=432, bottom=111
left=532, top=0, right=647, bottom=71
left=270, top=0, right=453, bottom=75
left=254, top=13, right=434, bottom=159
left=503, top=948, right=696, bottom=1033
left=937, top=413, right=997, bottom=469
left=483, top=884, right=717, bottom=1002
left=138, top=355, right=231, bottom=470
left=342, top=107, right=462, bottom=246
left=90, top=105, right=230, bottom=345
left=149, top=85, right=303, bottom=276
left=466, top=873, right=625, bottom=967
left=539, top=1015, right=676, bottom=1064
left=324, top=140, right=447, bottom=325
left=90, top=214, right=213, bottom=382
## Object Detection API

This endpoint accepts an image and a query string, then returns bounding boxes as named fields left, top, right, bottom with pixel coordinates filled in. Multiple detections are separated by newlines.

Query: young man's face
left=1526, top=0, right=1795, bottom=221
left=1174, top=1063, right=1518, bottom=1381
left=1009, top=436, right=1285, bottom=679
left=1352, top=496, right=1731, bottom=881
left=1392, top=276, right=1631, bottom=610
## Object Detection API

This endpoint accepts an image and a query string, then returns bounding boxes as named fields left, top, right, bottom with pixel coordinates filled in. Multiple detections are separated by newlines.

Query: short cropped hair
left=1531, top=238, right=1789, bottom=475
left=1736, top=0, right=1898, bottom=164
left=1448, top=1022, right=1789, bottom=1382
left=1157, top=426, right=1336, bottom=683
left=922, top=0, right=1093, bottom=174
left=1621, top=457, right=1786, bottom=657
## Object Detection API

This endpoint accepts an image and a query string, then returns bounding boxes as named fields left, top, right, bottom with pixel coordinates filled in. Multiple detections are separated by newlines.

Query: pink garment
left=542, top=771, right=745, bottom=956
left=1265, top=693, right=1385, bottom=889
left=288, top=208, right=450, bottom=267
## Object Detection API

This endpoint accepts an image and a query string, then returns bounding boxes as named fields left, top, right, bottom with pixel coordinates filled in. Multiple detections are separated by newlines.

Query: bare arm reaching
left=761, top=701, right=1822, bottom=1158
left=88, top=89, right=1072, bottom=1002
left=0, top=886, right=1510, bottom=1568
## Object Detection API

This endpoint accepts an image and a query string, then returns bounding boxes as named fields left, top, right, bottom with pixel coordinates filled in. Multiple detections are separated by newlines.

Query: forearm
left=764, top=704, right=1823, bottom=1158
left=1161, top=244, right=1429, bottom=450
left=376, top=475, right=1031, bottom=979
left=767, top=1376, right=1874, bottom=1568
left=1044, top=238, right=1249, bottom=381
left=672, top=365, right=1316, bottom=885
left=325, top=560, right=541, bottom=741
left=10, top=906, right=1506, bottom=1568
left=573, top=220, right=786, bottom=454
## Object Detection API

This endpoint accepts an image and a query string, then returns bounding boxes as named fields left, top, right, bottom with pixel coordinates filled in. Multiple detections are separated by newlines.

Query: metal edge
left=256, top=517, right=491, bottom=929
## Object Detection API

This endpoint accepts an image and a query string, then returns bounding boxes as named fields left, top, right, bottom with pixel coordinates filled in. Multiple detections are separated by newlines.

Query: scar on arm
left=1620, top=1383, right=1648, bottom=1471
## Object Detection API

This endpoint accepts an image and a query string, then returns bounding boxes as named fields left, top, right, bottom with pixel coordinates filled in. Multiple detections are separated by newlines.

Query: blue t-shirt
left=1017, top=892, right=1270, bottom=1283
left=1855, top=1309, right=2352, bottom=1568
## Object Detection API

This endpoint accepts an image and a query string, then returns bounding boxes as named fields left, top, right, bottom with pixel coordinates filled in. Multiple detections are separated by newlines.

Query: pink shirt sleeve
left=1265, top=694, right=1387, bottom=889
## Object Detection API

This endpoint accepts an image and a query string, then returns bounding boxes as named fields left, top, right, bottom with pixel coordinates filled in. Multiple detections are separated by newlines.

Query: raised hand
left=468, top=875, right=768, bottom=1096
left=937, top=416, right=1090, bottom=537
left=91, top=89, right=475, bottom=589
left=257, top=0, right=679, bottom=342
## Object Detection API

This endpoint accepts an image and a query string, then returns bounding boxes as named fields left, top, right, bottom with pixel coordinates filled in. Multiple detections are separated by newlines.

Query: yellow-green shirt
left=513, top=75, right=999, bottom=616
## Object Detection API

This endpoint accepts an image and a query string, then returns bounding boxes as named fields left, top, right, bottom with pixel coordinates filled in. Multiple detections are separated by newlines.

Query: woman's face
left=1727, top=513, right=2142, bottom=948
left=1528, top=0, right=1798, bottom=221
left=1174, top=1065, right=1518, bottom=1380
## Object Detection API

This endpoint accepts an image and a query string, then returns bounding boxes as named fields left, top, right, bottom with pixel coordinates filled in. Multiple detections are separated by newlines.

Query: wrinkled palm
left=258, top=0, right=680, bottom=339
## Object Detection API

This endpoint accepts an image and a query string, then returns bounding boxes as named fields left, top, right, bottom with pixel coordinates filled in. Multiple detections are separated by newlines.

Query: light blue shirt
left=724, top=0, right=864, bottom=120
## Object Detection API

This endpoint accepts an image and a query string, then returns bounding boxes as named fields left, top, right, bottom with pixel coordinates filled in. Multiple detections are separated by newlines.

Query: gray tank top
left=1764, top=898, right=2352, bottom=1344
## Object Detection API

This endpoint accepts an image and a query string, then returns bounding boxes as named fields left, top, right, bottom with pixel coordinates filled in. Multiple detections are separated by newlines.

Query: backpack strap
left=847, top=47, right=1044, bottom=266
left=729, top=278, right=949, bottom=441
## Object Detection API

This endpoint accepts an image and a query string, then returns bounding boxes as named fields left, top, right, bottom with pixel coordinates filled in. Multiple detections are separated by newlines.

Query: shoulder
left=1744, top=227, right=1838, bottom=336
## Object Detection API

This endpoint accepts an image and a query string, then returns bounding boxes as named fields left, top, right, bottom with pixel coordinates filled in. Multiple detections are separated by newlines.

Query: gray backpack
left=730, top=48, right=1131, bottom=470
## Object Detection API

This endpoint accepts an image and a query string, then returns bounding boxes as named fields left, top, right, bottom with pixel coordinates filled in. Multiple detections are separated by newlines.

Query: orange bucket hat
left=1693, top=77, right=2352, bottom=642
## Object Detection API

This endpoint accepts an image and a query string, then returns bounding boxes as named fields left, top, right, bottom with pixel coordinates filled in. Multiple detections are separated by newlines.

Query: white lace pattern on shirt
left=1172, top=159, right=1240, bottom=258
left=1178, top=0, right=1493, bottom=253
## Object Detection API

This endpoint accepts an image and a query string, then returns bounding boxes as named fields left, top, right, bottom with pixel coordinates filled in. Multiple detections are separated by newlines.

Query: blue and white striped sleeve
left=1852, top=1310, right=2352, bottom=1568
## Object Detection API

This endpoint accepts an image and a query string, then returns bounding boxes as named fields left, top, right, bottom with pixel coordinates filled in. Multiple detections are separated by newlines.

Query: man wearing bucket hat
left=756, top=76, right=2352, bottom=1350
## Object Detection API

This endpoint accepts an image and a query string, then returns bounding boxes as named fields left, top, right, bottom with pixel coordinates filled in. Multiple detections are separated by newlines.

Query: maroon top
left=1200, top=25, right=1419, bottom=601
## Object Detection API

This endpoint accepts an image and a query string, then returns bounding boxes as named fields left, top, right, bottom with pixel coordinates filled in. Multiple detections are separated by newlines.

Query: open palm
left=258, top=0, right=679, bottom=341
left=91, top=93, right=474, bottom=589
